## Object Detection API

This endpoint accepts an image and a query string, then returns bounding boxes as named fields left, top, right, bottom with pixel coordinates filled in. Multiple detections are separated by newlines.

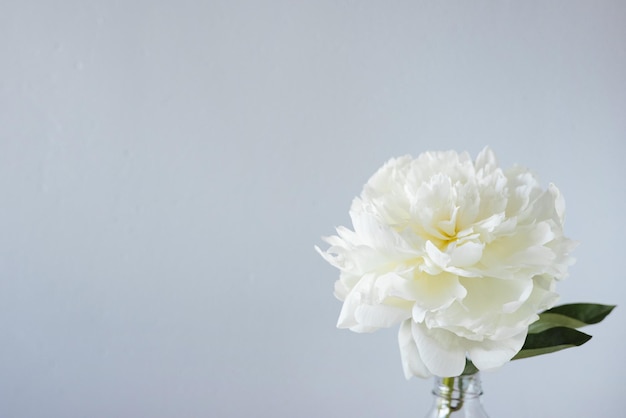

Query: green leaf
left=528, top=313, right=588, bottom=333
left=544, top=303, right=615, bottom=324
left=461, top=359, right=478, bottom=376
left=528, top=303, right=616, bottom=334
left=513, top=326, right=592, bottom=360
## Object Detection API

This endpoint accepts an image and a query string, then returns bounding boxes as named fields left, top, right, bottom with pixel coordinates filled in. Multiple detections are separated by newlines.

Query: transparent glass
left=423, top=373, right=490, bottom=418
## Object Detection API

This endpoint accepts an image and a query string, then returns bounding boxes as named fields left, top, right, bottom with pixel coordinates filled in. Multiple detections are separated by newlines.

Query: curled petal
left=354, top=304, right=411, bottom=330
left=398, top=319, right=431, bottom=379
left=424, top=240, right=451, bottom=269
left=467, top=330, right=527, bottom=370
left=450, top=241, right=484, bottom=267
left=336, top=274, right=376, bottom=331
left=413, top=322, right=466, bottom=377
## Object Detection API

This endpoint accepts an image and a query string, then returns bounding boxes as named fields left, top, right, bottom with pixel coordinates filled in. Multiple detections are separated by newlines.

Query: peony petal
left=473, top=213, right=505, bottom=234
left=336, top=290, right=361, bottom=330
left=413, top=322, right=466, bottom=377
left=354, top=304, right=411, bottom=329
left=450, top=241, right=484, bottom=267
left=466, top=330, right=527, bottom=370
left=500, top=278, right=534, bottom=313
left=337, top=274, right=376, bottom=330
left=425, top=240, right=451, bottom=268
left=398, top=319, right=431, bottom=379
left=550, top=183, right=566, bottom=224
left=337, top=272, right=412, bottom=331
left=409, top=272, right=467, bottom=322
left=314, top=244, right=344, bottom=270
left=333, top=279, right=350, bottom=301
left=412, top=304, right=427, bottom=323
left=474, top=146, right=497, bottom=172
left=456, top=276, right=533, bottom=317
left=350, top=207, right=409, bottom=251
left=431, top=277, right=535, bottom=340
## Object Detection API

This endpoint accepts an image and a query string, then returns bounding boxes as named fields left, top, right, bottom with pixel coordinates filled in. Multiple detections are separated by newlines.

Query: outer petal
left=338, top=273, right=412, bottom=331
left=466, top=330, right=527, bottom=370
left=354, top=304, right=411, bottom=329
left=413, top=322, right=466, bottom=377
left=398, top=319, right=431, bottom=379
left=337, top=274, right=376, bottom=331
left=474, top=146, right=497, bottom=172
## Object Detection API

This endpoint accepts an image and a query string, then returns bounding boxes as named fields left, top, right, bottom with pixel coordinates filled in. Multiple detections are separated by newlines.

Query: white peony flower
left=317, top=147, right=576, bottom=378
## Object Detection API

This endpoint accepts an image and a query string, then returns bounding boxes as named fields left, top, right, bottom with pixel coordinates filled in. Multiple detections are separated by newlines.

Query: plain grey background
left=1, top=1, right=624, bottom=417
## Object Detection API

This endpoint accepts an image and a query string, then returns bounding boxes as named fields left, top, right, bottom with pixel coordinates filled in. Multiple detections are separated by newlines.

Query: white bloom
left=317, top=147, right=576, bottom=378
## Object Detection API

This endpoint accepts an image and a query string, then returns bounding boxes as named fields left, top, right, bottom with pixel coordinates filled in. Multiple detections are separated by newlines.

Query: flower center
left=420, top=205, right=461, bottom=251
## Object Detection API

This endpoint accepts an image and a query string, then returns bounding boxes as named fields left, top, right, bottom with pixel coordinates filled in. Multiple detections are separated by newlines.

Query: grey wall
left=1, top=1, right=624, bottom=417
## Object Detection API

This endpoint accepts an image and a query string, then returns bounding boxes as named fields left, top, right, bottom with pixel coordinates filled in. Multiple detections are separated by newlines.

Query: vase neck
left=432, top=374, right=483, bottom=400
left=425, top=373, right=489, bottom=418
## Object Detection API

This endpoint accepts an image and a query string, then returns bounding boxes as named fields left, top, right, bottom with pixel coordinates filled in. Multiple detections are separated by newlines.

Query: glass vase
left=423, top=373, right=489, bottom=418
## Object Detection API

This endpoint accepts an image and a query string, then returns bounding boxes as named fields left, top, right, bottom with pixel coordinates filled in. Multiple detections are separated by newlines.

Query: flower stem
left=436, top=376, right=465, bottom=418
